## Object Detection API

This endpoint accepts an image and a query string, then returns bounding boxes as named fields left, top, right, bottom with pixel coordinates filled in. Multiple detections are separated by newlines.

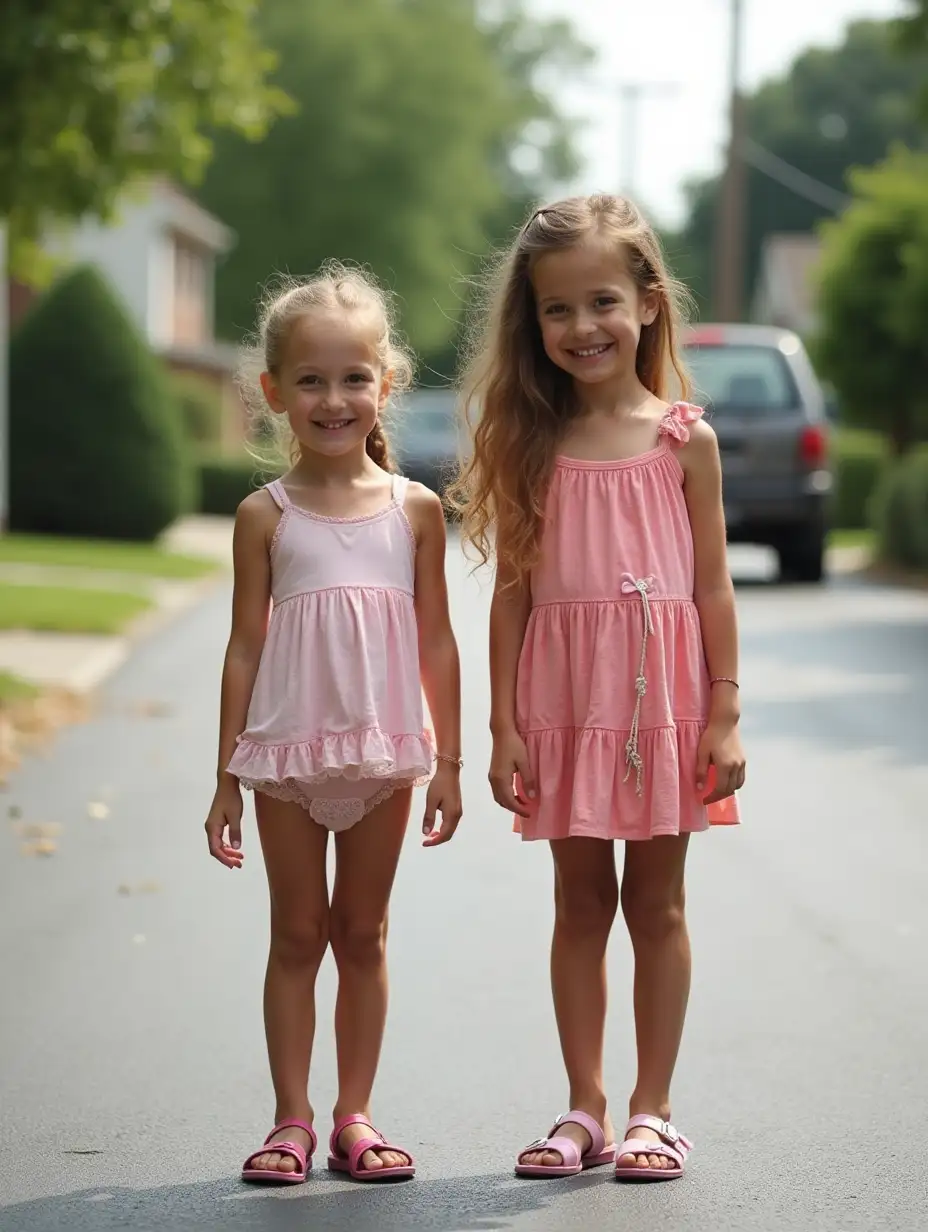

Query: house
left=9, top=180, right=245, bottom=448
left=752, top=233, right=822, bottom=338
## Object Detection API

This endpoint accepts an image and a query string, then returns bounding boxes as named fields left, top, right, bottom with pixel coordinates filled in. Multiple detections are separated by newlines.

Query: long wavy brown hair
left=446, top=194, right=693, bottom=581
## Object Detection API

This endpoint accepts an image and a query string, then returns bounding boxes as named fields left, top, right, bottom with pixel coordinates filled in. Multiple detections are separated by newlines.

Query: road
left=2, top=546, right=927, bottom=1232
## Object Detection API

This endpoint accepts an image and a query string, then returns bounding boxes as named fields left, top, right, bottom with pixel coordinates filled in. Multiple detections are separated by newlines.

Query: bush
left=9, top=265, right=193, bottom=540
left=198, top=455, right=279, bottom=515
left=871, top=446, right=928, bottom=569
left=831, top=429, right=888, bottom=529
left=172, top=373, right=224, bottom=446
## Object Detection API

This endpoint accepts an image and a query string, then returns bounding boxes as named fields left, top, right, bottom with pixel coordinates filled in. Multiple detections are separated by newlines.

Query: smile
left=568, top=343, right=613, bottom=358
left=313, top=419, right=355, bottom=431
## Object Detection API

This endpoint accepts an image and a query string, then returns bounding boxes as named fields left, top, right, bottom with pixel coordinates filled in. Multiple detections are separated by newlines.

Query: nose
left=573, top=312, right=597, bottom=337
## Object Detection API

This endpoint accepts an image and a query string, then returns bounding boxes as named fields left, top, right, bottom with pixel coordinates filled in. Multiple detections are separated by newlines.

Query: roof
left=153, top=179, right=234, bottom=254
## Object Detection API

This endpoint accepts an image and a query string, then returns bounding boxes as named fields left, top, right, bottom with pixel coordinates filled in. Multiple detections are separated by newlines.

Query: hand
left=205, top=778, right=245, bottom=869
left=489, top=728, right=535, bottom=818
left=696, top=721, right=746, bottom=804
left=422, top=762, right=463, bottom=847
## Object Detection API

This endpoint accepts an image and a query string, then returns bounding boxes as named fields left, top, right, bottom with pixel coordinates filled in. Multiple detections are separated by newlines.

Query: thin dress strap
left=391, top=473, right=410, bottom=507
left=266, top=479, right=290, bottom=510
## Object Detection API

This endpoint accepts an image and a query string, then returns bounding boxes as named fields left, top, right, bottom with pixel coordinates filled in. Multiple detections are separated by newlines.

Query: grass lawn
left=829, top=528, right=875, bottom=552
left=0, top=582, right=153, bottom=635
left=0, top=670, right=40, bottom=705
left=0, top=534, right=216, bottom=578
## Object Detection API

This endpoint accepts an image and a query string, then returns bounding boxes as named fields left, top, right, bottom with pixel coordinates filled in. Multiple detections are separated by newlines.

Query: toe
left=637, top=1154, right=651, bottom=1169
left=362, top=1149, right=384, bottom=1171
left=278, top=1154, right=297, bottom=1173
left=647, top=1154, right=661, bottom=1169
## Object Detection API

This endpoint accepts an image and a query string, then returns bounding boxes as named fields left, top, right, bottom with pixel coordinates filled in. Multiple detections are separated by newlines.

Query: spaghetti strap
left=266, top=479, right=290, bottom=510
left=391, top=473, right=410, bottom=507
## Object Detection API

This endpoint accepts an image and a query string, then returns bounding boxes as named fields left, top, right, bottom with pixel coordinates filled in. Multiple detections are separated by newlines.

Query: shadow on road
left=1, top=1169, right=613, bottom=1232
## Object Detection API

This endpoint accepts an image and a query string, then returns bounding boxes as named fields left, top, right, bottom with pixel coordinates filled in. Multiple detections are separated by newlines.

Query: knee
left=621, top=882, right=686, bottom=945
left=329, top=912, right=387, bottom=970
left=554, top=877, right=618, bottom=940
left=270, top=910, right=329, bottom=971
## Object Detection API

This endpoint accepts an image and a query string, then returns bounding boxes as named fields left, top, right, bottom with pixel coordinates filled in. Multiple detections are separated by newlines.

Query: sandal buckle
left=661, top=1121, right=678, bottom=1142
left=525, top=1138, right=549, bottom=1150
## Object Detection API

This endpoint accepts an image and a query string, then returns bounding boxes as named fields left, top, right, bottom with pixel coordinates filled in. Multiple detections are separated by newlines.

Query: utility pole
left=617, top=82, right=677, bottom=199
left=714, top=0, right=747, bottom=321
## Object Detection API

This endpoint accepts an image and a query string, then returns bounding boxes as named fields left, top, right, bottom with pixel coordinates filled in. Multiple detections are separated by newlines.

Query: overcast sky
left=528, top=0, right=909, bottom=227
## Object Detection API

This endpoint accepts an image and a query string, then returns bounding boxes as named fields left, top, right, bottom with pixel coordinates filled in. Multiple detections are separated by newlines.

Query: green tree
left=1, top=0, right=289, bottom=276
left=674, top=20, right=928, bottom=316
left=198, top=0, right=587, bottom=362
left=9, top=265, right=192, bottom=540
left=814, top=147, right=928, bottom=455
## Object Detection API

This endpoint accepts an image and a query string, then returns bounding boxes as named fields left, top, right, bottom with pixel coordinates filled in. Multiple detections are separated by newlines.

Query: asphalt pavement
left=2, top=545, right=927, bottom=1232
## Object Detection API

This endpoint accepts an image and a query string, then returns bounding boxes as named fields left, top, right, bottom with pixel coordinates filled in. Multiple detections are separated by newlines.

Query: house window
left=172, top=239, right=208, bottom=346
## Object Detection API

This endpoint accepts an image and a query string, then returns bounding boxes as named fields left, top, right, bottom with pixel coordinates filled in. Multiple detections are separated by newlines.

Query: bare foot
left=249, top=1120, right=315, bottom=1175
left=336, top=1119, right=411, bottom=1173
left=519, top=1112, right=615, bottom=1169
left=616, top=1118, right=676, bottom=1171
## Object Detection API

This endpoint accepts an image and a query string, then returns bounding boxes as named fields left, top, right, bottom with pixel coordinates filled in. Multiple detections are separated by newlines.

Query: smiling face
left=532, top=241, right=659, bottom=389
left=260, top=308, right=390, bottom=458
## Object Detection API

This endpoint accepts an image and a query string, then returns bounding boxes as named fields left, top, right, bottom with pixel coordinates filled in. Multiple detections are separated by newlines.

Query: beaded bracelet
left=435, top=752, right=463, bottom=768
left=710, top=677, right=739, bottom=689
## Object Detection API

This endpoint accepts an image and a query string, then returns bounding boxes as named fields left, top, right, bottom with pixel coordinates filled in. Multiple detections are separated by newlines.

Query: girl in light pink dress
left=450, top=195, right=744, bottom=1182
left=205, top=264, right=462, bottom=1186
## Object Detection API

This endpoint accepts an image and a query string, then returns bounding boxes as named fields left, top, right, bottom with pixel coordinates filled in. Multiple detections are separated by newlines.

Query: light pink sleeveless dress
left=228, top=474, right=433, bottom=831
left=515, top=402, right=740, bottom=841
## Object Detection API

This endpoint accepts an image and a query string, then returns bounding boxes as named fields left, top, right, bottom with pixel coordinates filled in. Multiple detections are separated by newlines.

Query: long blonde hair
left=238, top=262, right=415, bottom=471
left=447, top=194, right=692, bottom=580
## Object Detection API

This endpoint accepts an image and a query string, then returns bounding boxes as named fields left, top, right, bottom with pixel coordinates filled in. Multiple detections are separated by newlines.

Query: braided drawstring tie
left=621, top=574, right=655, bottom=795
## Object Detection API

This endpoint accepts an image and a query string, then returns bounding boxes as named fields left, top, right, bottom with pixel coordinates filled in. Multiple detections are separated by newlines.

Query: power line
left=739, top=138, right=852, bottom=212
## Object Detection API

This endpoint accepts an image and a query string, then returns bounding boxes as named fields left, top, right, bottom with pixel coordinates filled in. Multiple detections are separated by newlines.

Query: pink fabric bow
left=621, top=574, right=655, bottom=595
left=659, top=401, right=704, bottom=443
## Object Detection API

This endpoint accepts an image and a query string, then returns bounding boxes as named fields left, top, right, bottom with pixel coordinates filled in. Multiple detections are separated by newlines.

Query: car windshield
left=684, top=345, right=799, bottom=413
left=393, top=391, right=458, bottom=454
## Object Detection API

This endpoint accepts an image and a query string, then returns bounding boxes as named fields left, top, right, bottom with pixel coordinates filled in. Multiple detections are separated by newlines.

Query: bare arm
left=680, top=421, right=745, bottom=800
left=488, top=554, right=532, bottom=736
left=205, top=491, right=275, bottom=866
left=487, top=549, right=535, bottom=814
left=409, top=485, right=462, bottom=845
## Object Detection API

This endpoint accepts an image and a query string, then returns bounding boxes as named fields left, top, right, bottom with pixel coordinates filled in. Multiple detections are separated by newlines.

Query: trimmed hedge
left=831, top=428, right=887, bottom=530
left=871, top=446, right=928, bottom=569
left=198, top=455, right=280, bottom=515
left=173, top=373, right=224, bottom=446
left=10, top=265, right=193, bottom=541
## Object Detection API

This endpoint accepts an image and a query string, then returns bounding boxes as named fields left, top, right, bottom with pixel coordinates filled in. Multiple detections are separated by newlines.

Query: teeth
left=317, top=420, right=352, bottom=429
left=573, top=344, right=611, bottom=358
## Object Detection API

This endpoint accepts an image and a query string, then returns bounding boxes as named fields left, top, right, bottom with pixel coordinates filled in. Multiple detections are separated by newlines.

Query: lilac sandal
left=614, top=1115, right=693, bottom=1181
left=515, top=1110, right=616, bottom=1178
left=241, top=1118, right=316, bottom=1184
left=326, top=1114, right=415, bottom=1182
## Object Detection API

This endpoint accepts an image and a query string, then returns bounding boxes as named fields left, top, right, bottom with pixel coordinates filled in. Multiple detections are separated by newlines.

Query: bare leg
left=249, top=793, right=329, bottom=1174
left=329, top=786, right=412, bottom=1172
left=520, top=837, right=618, bottom=1167
left=618, top=834, right=691, bottom=1171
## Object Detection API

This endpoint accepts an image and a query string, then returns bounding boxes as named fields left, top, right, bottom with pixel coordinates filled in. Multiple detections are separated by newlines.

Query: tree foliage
left=197, top=0, right=588, bottom=362
left=674, top=20, right=928, bottom=315
left=0, top=0, right=289, bottom=276
left=814, top=147, right=928, bottom=454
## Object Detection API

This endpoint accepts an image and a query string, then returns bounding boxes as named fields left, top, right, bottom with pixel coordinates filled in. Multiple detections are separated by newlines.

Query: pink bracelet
left=435, top=753, right=463, bottom=768
left=710, top=677, right=739, bottom=689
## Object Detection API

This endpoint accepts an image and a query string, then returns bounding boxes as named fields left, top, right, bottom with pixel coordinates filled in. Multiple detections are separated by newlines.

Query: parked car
left=682, top=323, right=831, bottom=583
left=392, top=388, right=460, bottom=500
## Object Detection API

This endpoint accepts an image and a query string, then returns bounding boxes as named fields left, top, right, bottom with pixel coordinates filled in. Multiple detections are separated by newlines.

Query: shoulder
left=659, top=402, right=718, bottom=471
left=234, top=487, right=280, bottom=547
left=402, top=480, right=446, bottom=546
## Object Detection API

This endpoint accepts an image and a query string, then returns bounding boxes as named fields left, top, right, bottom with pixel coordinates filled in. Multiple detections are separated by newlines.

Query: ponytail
left=366, top=418, right=396, bottom=472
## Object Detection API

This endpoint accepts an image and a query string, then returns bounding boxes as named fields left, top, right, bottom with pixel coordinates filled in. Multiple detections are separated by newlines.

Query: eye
left=297, top=374, right=320, bottom=386
left=594, top=295, right=618, bottom=309
left=346, top=372, right=373, bottom=384
left=544, top=303, right=567, bottom=316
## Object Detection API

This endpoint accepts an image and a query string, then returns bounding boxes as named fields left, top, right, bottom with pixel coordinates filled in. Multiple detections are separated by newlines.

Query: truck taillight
left=799, top=425, right=827, bottom=467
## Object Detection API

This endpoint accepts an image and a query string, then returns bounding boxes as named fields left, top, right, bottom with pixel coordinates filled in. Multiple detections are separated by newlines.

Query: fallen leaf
left=21, top=838, right=57, bottom=857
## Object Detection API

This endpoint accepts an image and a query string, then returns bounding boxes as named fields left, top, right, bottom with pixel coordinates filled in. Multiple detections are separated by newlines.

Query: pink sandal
left=326, top=1114, right=415, bottom=1182
left=515, top=1110, right=616, bottom=1178
left=614, top=1115, right=692, bottom=1181
left=241, top=1118, right=316, bottom=1184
